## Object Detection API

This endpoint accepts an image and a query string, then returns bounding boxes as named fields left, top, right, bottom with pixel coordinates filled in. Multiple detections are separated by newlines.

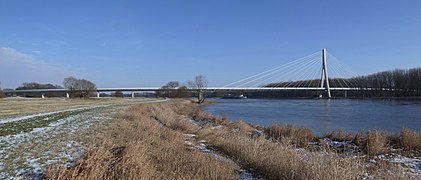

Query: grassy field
left=0, top=97, right=154, bottom=118
left=0, top=97, right=166, bottom=178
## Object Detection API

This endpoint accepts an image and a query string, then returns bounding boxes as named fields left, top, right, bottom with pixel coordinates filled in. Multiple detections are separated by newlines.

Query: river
left=202, top=98, right=421, bottom=135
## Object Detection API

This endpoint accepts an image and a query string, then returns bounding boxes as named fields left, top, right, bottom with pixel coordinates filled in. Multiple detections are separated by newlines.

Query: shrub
left=0, top=90, right=5, bottom=98
left=353, top=131, right=365, bottom=147
left=365, top=131, right=388, bottom=156
left=265, top=124, right=314, bottom=147
left=325, top=129, right=354, bottom=142
left=399, top=128, right=421, bottom=151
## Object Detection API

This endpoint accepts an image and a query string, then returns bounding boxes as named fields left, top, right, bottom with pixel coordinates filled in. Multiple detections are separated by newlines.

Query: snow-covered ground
left=0, top=107, right=116, bottom=178
left=378, top=154, right=421, bottom=173
left=320, top=138, right=421, bottom=176
left=0, top=105, right=110, bottom=124
left=0, top=99, right=168, bottom=179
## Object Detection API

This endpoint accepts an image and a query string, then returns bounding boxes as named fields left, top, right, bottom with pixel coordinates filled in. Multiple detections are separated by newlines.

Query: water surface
left=202, top=98, right=421, bottom=135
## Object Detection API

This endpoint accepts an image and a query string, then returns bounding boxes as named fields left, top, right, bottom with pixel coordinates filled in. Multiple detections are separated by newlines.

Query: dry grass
left=199, top=128, right=367, bottom=180
left=46, top=102, right=238, bottom=179
left=324, top=129, right=355, bottom=142
left=398, top=128, right=421, bottom=151
left=322, top=128, right=421, bottom=156
left=265, top=123, right=314, bottom=148
left=0, top=97, right=152, bottom=118
left=162, top=101, right=408, bottom=179
left=353, top=131, right=366, bottom=147
left=365, top=131, right=388, bottom=156
left=46, top=100, right=411, bottom=179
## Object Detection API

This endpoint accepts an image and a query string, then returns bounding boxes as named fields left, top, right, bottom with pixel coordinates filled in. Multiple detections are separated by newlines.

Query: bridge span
left=2, top=49, right=407, bottom=98
left=3, top=87, right=394, bottom=99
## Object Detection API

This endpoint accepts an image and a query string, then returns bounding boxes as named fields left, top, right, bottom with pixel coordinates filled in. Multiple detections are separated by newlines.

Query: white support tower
left=320, top=48, right=331, bottom=98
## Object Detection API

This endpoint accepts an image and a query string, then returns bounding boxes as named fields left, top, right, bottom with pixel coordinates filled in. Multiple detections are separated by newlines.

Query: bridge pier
left=131, top=91, right=135, bottom=98
left=320, top=48, right=331, bottom=98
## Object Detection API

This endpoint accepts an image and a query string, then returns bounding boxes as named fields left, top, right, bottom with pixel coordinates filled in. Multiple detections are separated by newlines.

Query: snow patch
left=378, top=154, right=421, bottom=172
left=0, top=106, right=105, bottom=124
left=0, top=107, right=118, bottom=179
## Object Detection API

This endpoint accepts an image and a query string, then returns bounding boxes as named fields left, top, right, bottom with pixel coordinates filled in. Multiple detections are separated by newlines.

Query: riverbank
left=46, top=99, right=419, bottom=179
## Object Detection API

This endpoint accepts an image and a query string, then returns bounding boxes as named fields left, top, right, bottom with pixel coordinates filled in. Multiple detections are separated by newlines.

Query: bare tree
left=188, top=75, right=208, bottom=103
left=114, top=91, right=124, bottom=98
left=176, top=85, right=190, bottom=98
left=63, top=77, right=78, bottom=90
left=159, top=81, right=180, bottom=98
left=166, top=81, right=180, bottom=88
left=63, top=77, right=96, bottom=98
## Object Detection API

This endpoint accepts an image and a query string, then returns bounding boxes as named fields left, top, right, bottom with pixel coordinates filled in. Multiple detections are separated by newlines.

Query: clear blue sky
left=0, top=0, right=420, bottom=88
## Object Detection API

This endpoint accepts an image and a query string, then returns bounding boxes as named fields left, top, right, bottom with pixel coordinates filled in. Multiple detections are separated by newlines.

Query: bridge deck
left=3, top=87, right=393, bottom=93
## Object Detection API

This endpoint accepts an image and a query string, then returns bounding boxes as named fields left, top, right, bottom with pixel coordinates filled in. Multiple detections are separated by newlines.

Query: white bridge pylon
left=222, top=48, right=358, bottom=98
left=320, top=48, right=331, bottom=98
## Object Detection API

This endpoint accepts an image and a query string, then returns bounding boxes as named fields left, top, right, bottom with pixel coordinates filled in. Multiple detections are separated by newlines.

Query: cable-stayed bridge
left=3, top=49, right=400, bottom=98
left=214, top=48, right=360, bottom=98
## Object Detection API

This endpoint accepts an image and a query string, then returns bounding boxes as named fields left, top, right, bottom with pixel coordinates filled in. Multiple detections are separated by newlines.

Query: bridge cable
left=255, top=55, right=320, bottom=88
left=266, top=56, right=321, bottom=88
left=223, top=51, right=320, bottom=88
left=233, top=52, right=320, bottom=88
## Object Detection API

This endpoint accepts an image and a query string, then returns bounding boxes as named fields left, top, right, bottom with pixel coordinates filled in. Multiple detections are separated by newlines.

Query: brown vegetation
left=320, top=128, right=421, bottom=156
left=46, top=100, right=414, bottom=179
left=398, top=128, right=421, bottom=151
left=0, top=90, right=5, bottom=98
left=265, top=124, right=314, bottom=148
left=365, top=131, right=388, bottom=156
left=325, top=129, right=354, bottom=142
left=46, top=103, right=238, bottom=179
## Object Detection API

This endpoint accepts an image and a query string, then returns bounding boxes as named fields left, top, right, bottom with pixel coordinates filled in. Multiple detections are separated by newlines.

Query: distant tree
left=63, top=77, right=97, bottom=98
left=16, top=82, right=61, bottom=90
left=63, top=77, right=78, bottom=92
left=114, top=91, right=124, bottom=98
left=0, top=90, right=5, bottom=98
left=0, top=81, right=4, bottom=98
left=0, top=82, right=4, bottom=98
left=15, top=82, right=62, bottom=97
left=166, top=81, right=180, bottom=89
left=188, top=75, right=208, bottom=103
left=261, top=67, right=421, bottom=98
left=176, top=85, right=190, bottom=98
left=159, top=81, right=180, bottom=98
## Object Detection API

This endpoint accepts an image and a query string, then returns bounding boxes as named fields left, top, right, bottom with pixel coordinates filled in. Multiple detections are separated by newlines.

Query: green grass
left=0, top=109, right=92, bottom=136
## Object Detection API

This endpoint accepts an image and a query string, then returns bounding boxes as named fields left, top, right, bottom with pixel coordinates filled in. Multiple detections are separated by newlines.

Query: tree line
left=348, top=67, right=421, bottom=97
left=247, top=67, right=421, bottom=98
left=157, top=74, right=208, bottom=103
left=2, top=77, right=97, bottom=98
left=2, top=74, right=209, bottom=103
